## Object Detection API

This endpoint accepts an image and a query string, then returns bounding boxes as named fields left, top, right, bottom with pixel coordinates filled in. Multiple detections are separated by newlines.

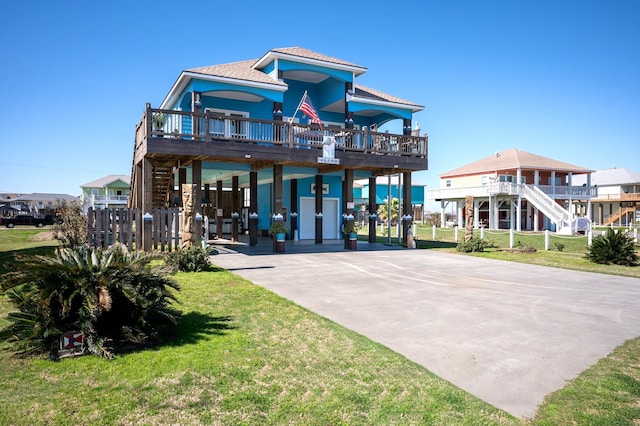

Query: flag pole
left=288, top=90, right=308, bottom=124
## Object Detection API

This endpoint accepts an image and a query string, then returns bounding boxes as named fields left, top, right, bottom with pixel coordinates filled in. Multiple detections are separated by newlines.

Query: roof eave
left=253, top=50, right=367, bottom=77
left=160, top=71, right=287, bottom=110
left=350, top=95, right=425, bottom=113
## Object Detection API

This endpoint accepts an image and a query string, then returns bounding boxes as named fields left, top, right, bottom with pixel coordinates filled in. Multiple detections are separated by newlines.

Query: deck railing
left=136, top=107, right=428, bottom=157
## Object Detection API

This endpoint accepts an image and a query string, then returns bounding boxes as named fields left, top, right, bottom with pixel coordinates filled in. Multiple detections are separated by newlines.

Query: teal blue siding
left=278, top=60, right=352, bottom=83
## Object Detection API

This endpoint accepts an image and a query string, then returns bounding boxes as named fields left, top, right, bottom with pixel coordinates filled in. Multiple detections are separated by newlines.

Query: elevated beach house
left=427, top=149, right=594, bottom=234
left=81, top=175, right=130, bottom=212
left=129, top=47, right=428, bottom=246
left=572, top=167, right=640, bottom=226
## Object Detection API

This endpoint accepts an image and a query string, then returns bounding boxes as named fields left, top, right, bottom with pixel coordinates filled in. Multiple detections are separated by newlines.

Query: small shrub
left=52, top=202, right=87, bottom=248
left=165, top=246, right=212, bottom=272
left=515, top=240, right=537, bottom=253
left=456, top=237, right=488, bottom=253
left=586, top=229, right=639, bottom=266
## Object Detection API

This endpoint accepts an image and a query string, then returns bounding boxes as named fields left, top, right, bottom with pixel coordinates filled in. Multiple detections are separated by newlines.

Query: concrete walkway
left=208, top=238, right=640, bottom=419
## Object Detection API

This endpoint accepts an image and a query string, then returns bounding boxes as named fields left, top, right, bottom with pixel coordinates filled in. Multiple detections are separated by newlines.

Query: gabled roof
left=354, top=84, right=424, bottom=110
left=163, top=47, right=422, bottom=113
left=572, top=167, right=640, bottom=186
left=14, top=193, right=79, bottom=202
left=441, top=149, right=593, bottom=178
left=253, top=47, right=367, bottom=75
left=81, top=175, right=130, bottom=188
left=188, top=59, right=287, bottom=87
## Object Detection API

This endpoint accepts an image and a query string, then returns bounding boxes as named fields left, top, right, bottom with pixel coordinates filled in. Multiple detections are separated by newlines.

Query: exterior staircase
left=521, top=185, right=572, bottom=234
left=127, top=161, right=174, bottom=210
left=151, top=165, right=173, bottom=208
left=605, top=206, right=635, bottom=226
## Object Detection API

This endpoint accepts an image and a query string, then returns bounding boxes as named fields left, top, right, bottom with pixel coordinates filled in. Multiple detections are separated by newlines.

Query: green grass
left=533, top=337, right=640, bottom=425
left=1, top=230, right=640, bottom=424
left=0, top=269, right=518, bottom=425
left=0, top=228, right=59, bottom=275
left=408, top=225, right=640, bottom=279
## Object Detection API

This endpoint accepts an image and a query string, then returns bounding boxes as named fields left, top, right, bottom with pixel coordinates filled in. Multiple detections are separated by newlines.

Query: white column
left=473, top=199, right=479, bottom=229
left=509, top=200, right=514, bottom=230
left=586, top=172, right=592, bottom=222
left=516, top=169, right=522, bottom=231
left=440, top=201, right=446, bottom=228
left=457, top=201, right=463, bottom=228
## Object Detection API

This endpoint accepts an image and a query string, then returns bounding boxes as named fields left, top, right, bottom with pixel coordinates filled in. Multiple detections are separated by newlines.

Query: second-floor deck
left=428, top=182, right=597, bottom=201
left=134, top=107, right=429, bottom=172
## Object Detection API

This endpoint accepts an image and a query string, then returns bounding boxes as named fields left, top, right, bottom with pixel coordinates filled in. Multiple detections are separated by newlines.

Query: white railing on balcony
left=522, top=185, right=570, bottom=230
left=536, top=185, right=595, bottom=199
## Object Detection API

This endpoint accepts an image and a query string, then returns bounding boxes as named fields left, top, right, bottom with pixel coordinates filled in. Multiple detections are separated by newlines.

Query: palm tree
left=0, top=244, right=180, bottom=359
left=377, top=197, right=399, bottom=225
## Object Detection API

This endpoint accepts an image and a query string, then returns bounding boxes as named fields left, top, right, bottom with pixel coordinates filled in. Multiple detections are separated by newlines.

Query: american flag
left=299, top=92, right=323, bottom=129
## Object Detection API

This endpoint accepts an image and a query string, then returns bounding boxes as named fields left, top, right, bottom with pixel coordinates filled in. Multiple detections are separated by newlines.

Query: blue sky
left=1, top=1, right=638, bottom=211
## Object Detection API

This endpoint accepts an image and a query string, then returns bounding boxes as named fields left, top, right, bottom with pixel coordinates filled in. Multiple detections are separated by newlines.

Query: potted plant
left=342, top=221, right=358, bottom=239
left=269, top=220, right=289, bottom=241
left=151, top=112, right=166, bottom=133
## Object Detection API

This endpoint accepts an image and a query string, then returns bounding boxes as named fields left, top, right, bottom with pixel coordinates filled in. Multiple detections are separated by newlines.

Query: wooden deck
left=134, top=107, right=428, bottom=173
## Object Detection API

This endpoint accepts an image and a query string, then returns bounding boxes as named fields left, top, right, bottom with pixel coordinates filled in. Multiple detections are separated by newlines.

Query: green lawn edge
left=1, top=229, right=639, bottom=424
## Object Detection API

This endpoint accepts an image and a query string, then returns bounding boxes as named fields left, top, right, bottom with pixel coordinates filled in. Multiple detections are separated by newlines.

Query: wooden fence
left=87, top=207, right=181, bottom=251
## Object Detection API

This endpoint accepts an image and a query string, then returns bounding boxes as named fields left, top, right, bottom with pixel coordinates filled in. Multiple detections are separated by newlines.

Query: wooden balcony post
left=368, top=177, right=377, bottom=243
left=249, top=171, right=258, bottom=246
left=232, top=176, right=239, bottom=242
left=216, top=180, right=223, bottom=239
left=402, top=172, right=412, bottom=248
left=315, top=174, right=323, bottom=244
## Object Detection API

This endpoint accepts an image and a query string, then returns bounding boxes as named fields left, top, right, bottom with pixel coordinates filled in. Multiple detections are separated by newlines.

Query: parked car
left=1, top=214, right=57, bottom=228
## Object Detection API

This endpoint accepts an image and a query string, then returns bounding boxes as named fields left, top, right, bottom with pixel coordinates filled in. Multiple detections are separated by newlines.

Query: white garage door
left=299, top=197, right=339, bottom=240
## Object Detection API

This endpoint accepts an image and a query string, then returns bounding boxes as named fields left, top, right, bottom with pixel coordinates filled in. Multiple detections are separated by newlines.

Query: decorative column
left=290, top=179, right=298, bottom=241
left=516, top=169, right=522, bottom=231
left=232, top=176, right=239, bottom=242
left=343, top=169, right=354, bottom=249
left=315, top=174, right=323, bottom=244
left=249, top=171, right=258, bottom=246
left=216, top=180, right=223, bottom=239
left=273, top=165, right=284, bottom=251
left=368, top=177, right=377, bottom=243
left=402, top=171, right=412, bottom=247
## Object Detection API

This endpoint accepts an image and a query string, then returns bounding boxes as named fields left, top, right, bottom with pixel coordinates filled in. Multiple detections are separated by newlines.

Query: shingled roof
left=441, top=149, right=593, bottom=178
left=572, top=167, right=640, bottom=186
left=354, top=84, right=423, bottom=108
left=81, top=175, right=131, bottom=188
left=188, top=59, right=287, bottom=87
left=264, top=47, right=366, bottom=70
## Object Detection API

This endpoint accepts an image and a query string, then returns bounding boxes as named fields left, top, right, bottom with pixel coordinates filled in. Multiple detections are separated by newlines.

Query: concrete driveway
left=209, top=240, right=640, bottom=418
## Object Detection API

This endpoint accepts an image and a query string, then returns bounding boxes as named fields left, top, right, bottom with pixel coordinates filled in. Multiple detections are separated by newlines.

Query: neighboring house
left=129, top=47, right=428, bottom=245
left=0, top=203, right=21, bottom=217
left=427, top=149, right=594, bottom=234
left=81, top=175, right=131, bottom=212
left=572, top=167, right=640, bottom=226
left=354, top=176, right=427, bottom=223
left=12, top=193, right=79, bottom=215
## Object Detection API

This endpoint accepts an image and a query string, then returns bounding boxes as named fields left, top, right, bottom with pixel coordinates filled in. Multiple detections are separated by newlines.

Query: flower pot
left=275, top=232, right=286, bottom=242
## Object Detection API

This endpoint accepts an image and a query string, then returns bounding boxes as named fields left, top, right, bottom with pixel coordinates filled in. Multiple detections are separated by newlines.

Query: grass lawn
left=410, top=225, right=640, bottom=279
left=1, top=229, right=639, bottom=424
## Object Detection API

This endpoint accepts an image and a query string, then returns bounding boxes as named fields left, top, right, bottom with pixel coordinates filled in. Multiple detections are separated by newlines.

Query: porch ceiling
left=182, top=162, right=374, bottom=188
